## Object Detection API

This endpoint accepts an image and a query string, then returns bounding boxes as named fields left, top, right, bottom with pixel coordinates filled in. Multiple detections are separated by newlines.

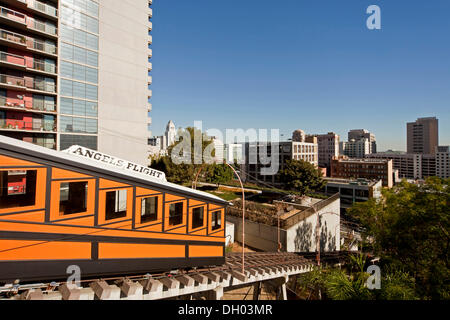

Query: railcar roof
left=0, top=136, right=228, bottom=206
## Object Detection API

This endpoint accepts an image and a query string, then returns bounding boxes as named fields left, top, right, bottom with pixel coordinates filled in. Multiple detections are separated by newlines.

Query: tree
left=279, top=159, right=325, bottom=195
left=298, top=254, right=417, bottom=300
left=348, top=177, right=450, bottom=299
left=150, top=127, right=216, bottom=184
left=206, top=164, right=234, bottom=186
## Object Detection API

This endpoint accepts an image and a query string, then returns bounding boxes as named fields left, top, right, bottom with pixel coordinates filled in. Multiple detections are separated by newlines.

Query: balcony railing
left=33, top=60, right=56, bottom=74
left=30, top=19, right=57, bottom=36
left=0, top=119, right=56, bottom=132
left=0, top=74, right=56, bottom=93
left=0, top=51, right=26, bottom=67
left=30, top=38, right=57, bottom=54
left=0, top=28, right=57, bottom=55
left=1, top=100, right=56, bottom=113
left=0, top=6, right=27, bottom=24
left=32, top=0, right=58, bottom=18
left=0, top=28, right=27, bottom=45
left=0, top=74, right=25, bottom=87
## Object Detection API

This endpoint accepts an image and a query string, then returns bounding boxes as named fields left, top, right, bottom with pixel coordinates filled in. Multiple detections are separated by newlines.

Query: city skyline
left=150, top=0, right=450, bottom=152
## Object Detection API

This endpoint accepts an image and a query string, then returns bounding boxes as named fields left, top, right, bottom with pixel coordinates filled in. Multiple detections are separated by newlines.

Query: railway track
left=0, top=252, right=320, bottom=300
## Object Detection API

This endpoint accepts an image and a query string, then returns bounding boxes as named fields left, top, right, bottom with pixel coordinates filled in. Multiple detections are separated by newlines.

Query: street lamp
left=314, top=210, right=340, bottom=267
left=193, top=163, right=246, bottom=275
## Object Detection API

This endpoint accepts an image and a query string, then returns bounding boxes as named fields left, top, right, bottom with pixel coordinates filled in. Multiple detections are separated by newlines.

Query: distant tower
left=407, top=117, right=439, bottom=154
left=165, top=120, right=176, bottom=148
left=292, top=129, right=306, bottom=142
left=348, top=129, right=377, bottom=154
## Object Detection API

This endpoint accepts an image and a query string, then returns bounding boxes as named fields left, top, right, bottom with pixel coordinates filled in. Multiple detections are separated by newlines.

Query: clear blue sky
left=150, top=0, right=450, bottom=151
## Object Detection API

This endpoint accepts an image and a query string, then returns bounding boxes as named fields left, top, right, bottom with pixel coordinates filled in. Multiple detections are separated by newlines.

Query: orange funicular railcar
left=0, top=136, right=228, bottom=283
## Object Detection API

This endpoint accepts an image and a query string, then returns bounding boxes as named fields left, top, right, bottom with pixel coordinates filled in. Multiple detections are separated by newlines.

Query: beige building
left=307, top=132, right=339, bottom=175
left=348, top=129, right=377, bottom=154
left=407, top=117, right=438, bottom=155
left=0, top=0, right=152, bottom=165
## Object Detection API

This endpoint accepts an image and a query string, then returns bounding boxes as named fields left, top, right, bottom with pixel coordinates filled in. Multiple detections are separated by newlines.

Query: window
left=169, top=202, right=183, bottom=226
left=59, top=181, right=87, bottom=215
left=0, top=170, right=37, bottom=209
left=60, top=135, right=98, bottom=150
left=211, top=210, right=222, bottom=231
left=192, top=207, right=204, bottom=229
left=141, top=196, right=157, bottom=223
left=105, top=189, right=127, bottom=221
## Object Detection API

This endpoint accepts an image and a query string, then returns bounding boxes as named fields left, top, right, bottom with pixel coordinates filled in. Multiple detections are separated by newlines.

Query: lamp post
left=192, top=163, right=246, bottom=275
left=315, top=210, right=340, bottom=267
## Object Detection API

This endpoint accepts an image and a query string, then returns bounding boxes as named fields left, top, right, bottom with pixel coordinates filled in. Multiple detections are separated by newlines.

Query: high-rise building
left=436, top=146, right=450, bottom=179
left=340, top=138, right=370, bottom=159
left=0, top=0, right=152, bottom=165
left=307, top=132, right=339, bottom=175
left=348, top=129, right=377, bottom=154
left=165, top=120, right=176, bottom=148
left=407, top=117, right=438, bottom=155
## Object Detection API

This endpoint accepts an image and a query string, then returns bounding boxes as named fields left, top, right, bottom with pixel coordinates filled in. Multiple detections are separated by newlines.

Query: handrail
left=0, top=73, right=56, bottom=93
left=0, top=28, right=27, bottom=44
left=0, top=119, right=56, bottom=132
left=32, top=0, right=58, bottom=17
left=0, top=51, right=26, bottom=66
left=0, top=6, right=27, bottom=23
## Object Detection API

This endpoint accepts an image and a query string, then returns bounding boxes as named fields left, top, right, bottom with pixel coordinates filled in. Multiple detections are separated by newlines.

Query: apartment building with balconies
left=0, top=0, right=152, bottom=165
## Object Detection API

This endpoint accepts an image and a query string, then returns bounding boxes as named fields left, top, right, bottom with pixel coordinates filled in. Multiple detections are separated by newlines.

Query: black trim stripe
left=165, top=224, right=186, bottom=233
left=51, top=214, right=94, bottom=223
left=94, top=177, right=99, bottom=227
left=0, top=219, right=226, bottom=238
left=134, top=221, right=162, bottom=230
left=136, top=192, right=163, bottom=198
left=0, top=166, right=45, bottom=169
left=44, top=166, right=52, bottom=223
left=0, top=208, right=44, bottom=217
left=0, top=257, right=225, bottom=283
left=0, top=231, right=225, bottom=246
left=132, top=186, right=136, bottom=229
left=52, top=177, right=96, bottom=182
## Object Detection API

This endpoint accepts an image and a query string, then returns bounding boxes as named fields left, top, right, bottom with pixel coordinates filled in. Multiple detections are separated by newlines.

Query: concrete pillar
left=20, top=289, right=43, bottom=300
left=120, top=280, right=143, bottom=300
left=253, top=282, right=261, bottom=301
left=89, top=280, right=121, bottom=300
left=58, top=283, right=81, bottom=300
left=206, top=286, right=223, bottom=300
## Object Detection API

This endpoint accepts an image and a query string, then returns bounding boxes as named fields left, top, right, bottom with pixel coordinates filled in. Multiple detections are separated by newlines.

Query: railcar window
left=0, top=170, right=37, bottom=209
left=211, top=210, right=222, bottom=231
left=105, top=189, right=127, bottom=220
left=141, top=196, right=158, bottom=223
left=169, top=202, right=183, bottom=226
left=59, top=182, right=88, bottom=215
left=192, top=206, right=204, bottom=229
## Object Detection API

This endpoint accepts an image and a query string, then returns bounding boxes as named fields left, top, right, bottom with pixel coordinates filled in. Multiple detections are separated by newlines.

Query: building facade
left=436, top=146, right=450, bottom=179
left=348, top=129, right=377, bottom=154
left=241, top=139, right=318, bottom=186
left=0, top=0, right=152, bottom=165
left=407, top=117, right=438, bottom=155
left=340, top=138, right=370, bottom=159
left=307, top=132, right=339, bottom=175
left=323, top=177, right=382, bottom=209
left=367, top=147, right=449, bottom=180
left=330, top=156, right=393, bottom=188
